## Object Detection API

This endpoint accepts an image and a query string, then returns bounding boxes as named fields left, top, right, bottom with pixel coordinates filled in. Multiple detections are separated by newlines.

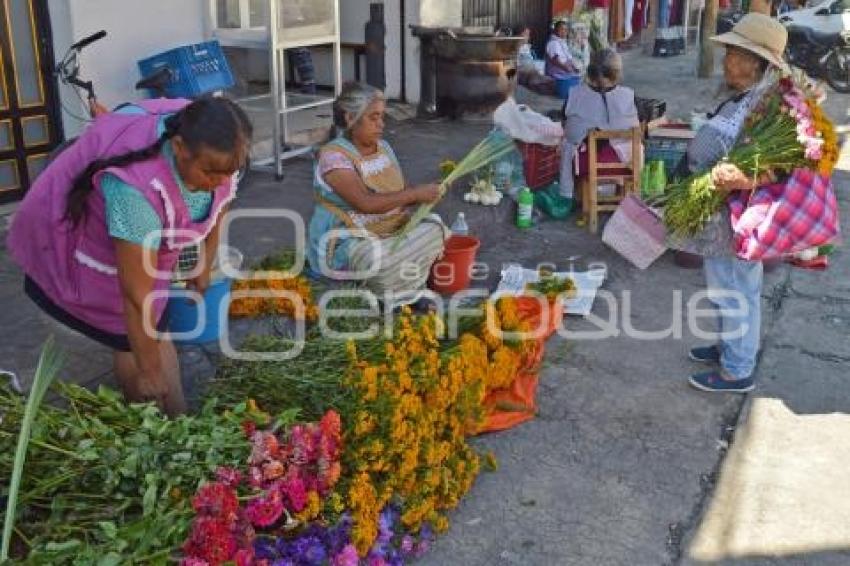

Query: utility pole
left=642, top=0, right=659, bottom=55
left=698, top=0, right=718, bottom=78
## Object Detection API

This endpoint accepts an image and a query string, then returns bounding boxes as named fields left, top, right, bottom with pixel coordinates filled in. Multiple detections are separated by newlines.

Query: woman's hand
left=410, top=183, right=443, bottom=204
left=711, top=162, right=755, bottom=192
left=136, top=369, right=169, bottom=403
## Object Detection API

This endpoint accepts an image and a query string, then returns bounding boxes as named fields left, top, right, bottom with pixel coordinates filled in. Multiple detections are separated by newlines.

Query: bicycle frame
left=55, top=30, right=109, bottom=119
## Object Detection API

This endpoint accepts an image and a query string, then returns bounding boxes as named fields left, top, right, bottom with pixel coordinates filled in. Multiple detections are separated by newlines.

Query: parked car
left=778, top=0, right=850, bottom=34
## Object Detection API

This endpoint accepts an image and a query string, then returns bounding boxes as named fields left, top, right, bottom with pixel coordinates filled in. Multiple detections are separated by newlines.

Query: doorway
left=0, top=0, right=61, bottom=203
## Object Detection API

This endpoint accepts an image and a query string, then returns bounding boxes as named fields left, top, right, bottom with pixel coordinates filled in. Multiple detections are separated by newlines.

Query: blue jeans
left=703, top=256, right=763, bottom=380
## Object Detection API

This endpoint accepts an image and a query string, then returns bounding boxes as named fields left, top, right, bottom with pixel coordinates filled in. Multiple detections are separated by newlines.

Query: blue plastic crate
left=645, top=136, right=689, bottom=178
left=137, top=40, right=234, bottom=98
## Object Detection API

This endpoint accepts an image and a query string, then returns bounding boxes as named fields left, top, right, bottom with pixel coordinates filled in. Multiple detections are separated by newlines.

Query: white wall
left=48, top=0, right=462, bottom=130
left=341, top=0, right=370, bottom=43
left=382, top=1, right=403, bottom=100
left=50, top=0, right=207, bottom=137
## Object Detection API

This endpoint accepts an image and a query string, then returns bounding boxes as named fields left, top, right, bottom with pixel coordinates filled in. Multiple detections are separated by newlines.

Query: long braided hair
left=66, top=96, right=253, bottom=226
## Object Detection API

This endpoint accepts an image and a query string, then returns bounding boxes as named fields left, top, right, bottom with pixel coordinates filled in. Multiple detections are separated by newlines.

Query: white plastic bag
left=494, top=97, right=563, bottom=146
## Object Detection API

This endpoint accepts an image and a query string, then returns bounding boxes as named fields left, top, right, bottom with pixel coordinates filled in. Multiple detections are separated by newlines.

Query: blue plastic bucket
left=166, top=278, right=233, bottom=344
left=555, top=76, right=581, bottom=100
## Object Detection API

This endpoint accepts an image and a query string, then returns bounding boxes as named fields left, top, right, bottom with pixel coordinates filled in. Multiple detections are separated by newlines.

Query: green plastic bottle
left=516, top=187, right=534, bottom=229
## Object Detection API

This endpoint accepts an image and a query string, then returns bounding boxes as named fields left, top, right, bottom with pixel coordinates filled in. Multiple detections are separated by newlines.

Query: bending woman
left=307, top=83, right=447, bottom=305
left=8, top=97, right=252, bottom=415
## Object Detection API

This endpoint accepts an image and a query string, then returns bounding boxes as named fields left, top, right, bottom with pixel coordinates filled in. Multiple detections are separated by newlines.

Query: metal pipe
left=400, top=0, right=406, bottom=102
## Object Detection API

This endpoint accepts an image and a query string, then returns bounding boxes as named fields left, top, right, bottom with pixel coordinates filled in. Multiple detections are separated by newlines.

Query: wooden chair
left=577, top=127, right=643, bottom=234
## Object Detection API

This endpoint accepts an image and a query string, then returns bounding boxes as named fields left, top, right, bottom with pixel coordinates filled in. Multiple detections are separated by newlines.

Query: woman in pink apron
left=7, top=97, right=252, bottom=415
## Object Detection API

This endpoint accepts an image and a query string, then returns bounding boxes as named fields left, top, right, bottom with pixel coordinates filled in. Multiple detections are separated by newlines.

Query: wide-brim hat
left=711, top=13, right=790, bottom=73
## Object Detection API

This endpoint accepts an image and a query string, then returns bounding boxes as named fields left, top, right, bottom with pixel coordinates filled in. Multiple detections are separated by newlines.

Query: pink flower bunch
left=279, top=474, right=308, bottom=512
left=192, top=482, right=240, bottom=520
left=182, top=482, right=240, bottom=566
left=244, top=488, right=285, bottom=527
left=247, top=410, right=342, bottom=497
left=215, top=467, right=243, bottom=488
left=779, top=79, right=824, bottom=161
left=184, top=410, right=344, bottom=563
left=331, top=544, right=360, bottom=566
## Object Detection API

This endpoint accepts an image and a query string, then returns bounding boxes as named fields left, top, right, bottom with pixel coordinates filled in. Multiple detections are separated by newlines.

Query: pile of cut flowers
left=1, top=255, right=565, bottom=564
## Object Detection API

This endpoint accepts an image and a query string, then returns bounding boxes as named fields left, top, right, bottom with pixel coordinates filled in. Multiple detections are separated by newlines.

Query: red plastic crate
left=516, top=141, right=561, bottom=190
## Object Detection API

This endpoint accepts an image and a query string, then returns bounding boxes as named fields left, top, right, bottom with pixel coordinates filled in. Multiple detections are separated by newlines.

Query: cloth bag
left=728, top=168, right=840, bottom=261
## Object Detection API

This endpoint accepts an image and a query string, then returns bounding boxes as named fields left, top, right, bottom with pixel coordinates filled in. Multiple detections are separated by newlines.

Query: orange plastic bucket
left=428, top=235, right=481, bottom=294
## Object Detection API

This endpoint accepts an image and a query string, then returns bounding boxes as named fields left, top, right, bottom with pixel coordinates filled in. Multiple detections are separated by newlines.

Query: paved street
left=0, top=47, right=848, bottom=565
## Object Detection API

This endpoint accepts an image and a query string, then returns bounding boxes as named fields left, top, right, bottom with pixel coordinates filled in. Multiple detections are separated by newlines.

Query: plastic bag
left=533, top=182, right=573, bottom=219
left=494, top=97, right=563, bottom=146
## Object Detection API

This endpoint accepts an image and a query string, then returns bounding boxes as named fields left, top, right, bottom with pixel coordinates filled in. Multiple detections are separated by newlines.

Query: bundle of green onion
left=392, top=133, right=516, bottom=248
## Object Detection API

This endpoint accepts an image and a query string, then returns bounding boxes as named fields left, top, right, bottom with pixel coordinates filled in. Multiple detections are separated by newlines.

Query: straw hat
left=711, top=13, right=789, bottom=72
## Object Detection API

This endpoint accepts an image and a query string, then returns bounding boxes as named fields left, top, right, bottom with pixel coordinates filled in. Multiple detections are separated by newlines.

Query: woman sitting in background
left=558, top=48, right=640, bottom=205
left=307, top=83, right=447, bottom=306
left=517, top=26, right=556, bottom=96
left=545, top=21, right=581, bottom=81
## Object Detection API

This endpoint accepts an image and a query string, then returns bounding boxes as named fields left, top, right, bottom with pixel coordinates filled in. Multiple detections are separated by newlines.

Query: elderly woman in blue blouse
left=307, top=83, right=447, bottom=304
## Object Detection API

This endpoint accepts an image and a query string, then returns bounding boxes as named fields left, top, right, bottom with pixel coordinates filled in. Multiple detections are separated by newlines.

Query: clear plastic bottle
left=492, top=160, right=513, bottom=192
left=450, top=212, right=469, bottom=236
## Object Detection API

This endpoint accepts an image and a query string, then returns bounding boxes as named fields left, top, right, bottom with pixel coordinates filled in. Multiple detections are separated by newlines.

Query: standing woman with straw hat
left=675, top=14, right=790, bottom=393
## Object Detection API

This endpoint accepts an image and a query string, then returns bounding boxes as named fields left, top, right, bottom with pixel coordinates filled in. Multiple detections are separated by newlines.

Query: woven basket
left=602, top=195, right=667, bottom=270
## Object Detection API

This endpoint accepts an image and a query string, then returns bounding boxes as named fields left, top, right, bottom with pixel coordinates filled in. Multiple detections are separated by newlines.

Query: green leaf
left=276, top=407, right=301, bottom=427
left=119, top=452, right=140, bottom=477
left=1, top=338, right=64, bottom=560
left=142, top=482, right=157, bottom=517
left=45, top=539, right=81, bottom=552
left=97, top=553, right=122, bottom=566
left=98, top=521, right=118, bottom=540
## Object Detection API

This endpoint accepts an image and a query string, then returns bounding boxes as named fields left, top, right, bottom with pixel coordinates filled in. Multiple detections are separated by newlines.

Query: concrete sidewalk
left=0, top=48, right=846, bottom=565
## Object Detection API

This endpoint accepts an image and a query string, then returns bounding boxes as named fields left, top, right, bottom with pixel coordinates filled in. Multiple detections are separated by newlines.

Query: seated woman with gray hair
left=307, top=82, right=447, bottom=305
left=558, top=48, right=641, bottom=207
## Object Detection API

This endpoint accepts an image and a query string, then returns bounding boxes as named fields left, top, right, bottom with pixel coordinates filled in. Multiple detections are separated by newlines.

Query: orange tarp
left=478, top=297, right=563, bottom=433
